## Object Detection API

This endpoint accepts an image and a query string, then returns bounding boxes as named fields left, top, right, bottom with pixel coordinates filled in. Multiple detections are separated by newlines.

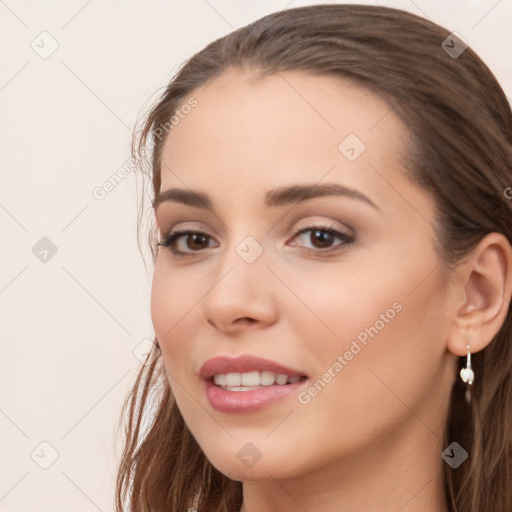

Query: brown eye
left=185, top=233, right=209, bottom=250
left=157, top=230, right=217, bottom=255
left=309, top=229, right=335, bottom=248
left=291, top=226, right=355, bottom=253
left=158, top=225, right=354, bottom=257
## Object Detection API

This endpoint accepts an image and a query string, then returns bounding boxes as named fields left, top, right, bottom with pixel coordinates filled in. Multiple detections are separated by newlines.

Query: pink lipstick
left=200, top=354, right=308, bottom=413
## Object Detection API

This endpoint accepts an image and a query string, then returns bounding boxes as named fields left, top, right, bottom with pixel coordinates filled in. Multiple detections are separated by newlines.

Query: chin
left=197, top=436, right=310, bottom=482
left=208, top=454, right=297, bottom=482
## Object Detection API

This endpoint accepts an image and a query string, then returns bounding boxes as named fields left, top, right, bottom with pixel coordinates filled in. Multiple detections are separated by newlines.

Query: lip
left=199, top=354, right=306, bottom=380
left=204, top=379, right=307, bottom=413
left=200, top=354, right=308, bottom=413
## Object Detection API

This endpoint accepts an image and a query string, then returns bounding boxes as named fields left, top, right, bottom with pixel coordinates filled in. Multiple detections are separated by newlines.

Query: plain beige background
left=1, top=1, right=511, bottom=510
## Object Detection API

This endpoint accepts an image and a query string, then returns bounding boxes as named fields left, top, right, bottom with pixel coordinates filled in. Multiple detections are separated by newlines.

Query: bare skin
left=150, top=68, right=512, bottom=512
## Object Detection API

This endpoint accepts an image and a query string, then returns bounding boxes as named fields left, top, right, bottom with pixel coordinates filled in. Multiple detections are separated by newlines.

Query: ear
left=446, top=232, right=512, bottom=357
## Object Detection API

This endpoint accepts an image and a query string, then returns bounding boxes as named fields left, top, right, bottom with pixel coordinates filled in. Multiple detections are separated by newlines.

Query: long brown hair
left=114, top=5, right=512, bottom=511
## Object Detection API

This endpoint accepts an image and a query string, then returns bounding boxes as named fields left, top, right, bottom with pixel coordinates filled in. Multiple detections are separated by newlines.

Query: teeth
left=275, top=374, right=288, bottom=385
left=260, top=371, right=276, bottom=385
left=213, top=374, right=226, bottom=386
left=225, top=373, right=241, bottom=386
left=241, top=371, right=260, bottom=386
left=212, top=371, right=303, bottom=388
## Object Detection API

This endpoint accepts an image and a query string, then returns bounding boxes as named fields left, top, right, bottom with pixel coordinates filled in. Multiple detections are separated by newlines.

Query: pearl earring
left=460, top=344, right=474, bottom=403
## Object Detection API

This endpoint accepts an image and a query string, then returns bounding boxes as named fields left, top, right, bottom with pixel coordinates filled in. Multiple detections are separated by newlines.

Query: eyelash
left=157, top=225, right=355, bottom=258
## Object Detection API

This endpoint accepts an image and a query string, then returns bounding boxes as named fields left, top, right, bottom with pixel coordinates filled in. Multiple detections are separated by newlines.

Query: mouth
left=211, top=371, right=306, bottom=391
left=200, top=355, right=309, bottom=413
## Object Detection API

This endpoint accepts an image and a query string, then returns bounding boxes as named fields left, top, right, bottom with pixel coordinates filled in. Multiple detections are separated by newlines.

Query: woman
left=115, top=4, right=512, bottom=511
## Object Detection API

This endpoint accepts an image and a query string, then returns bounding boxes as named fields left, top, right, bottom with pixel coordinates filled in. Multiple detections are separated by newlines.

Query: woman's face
left=151, top=68, right=458, bottom=481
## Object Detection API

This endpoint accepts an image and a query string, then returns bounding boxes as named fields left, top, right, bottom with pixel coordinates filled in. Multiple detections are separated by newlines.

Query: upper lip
left=200, top=355, right=307, bottom=380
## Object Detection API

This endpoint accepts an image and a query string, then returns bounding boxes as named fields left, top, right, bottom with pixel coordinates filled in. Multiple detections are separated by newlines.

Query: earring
left=460, top=344, right=474, bottom=403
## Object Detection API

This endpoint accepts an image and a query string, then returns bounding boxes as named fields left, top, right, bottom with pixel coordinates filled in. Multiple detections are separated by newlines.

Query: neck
left=239, top=412, right=450, bottom=512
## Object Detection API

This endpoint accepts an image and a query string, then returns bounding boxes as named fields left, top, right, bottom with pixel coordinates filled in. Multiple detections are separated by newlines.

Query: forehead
left=159, top=68, right=410, bottom=201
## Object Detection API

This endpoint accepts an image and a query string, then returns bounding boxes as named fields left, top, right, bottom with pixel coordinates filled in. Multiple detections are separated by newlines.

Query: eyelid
left=157, top=220, right=215, bottom=242
left=157, top=220, right=355, bottom=257
left=291, top=216, right=354, bottom=236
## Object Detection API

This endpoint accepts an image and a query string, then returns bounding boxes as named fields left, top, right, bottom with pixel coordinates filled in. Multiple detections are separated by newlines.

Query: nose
left=201, top=245, right=279, bottom=334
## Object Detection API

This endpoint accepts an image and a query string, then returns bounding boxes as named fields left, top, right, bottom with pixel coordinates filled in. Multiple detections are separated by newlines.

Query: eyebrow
left=152, top=183, right=379, bottom=211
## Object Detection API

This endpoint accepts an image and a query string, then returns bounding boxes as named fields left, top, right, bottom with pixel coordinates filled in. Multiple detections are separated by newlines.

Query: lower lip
left=205, top=379, right=307, bottom=413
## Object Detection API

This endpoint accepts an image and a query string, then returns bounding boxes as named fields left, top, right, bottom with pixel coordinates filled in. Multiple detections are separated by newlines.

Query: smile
left=200, top=355, right=308, bottom=412
left=213, top=371, right=303, bottom=390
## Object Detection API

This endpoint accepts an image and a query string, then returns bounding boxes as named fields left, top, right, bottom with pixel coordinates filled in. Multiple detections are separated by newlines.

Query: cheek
left=150, top=257, right=199, bottom=334
left=150, top=268, right=198, bottom=413
left=293, top=249, right=447, bottom=395
left=150, top=265, right=175, bottom=344
left=299, top=266, right=448, bottom=432
left=150, top=262, right=196, bottom=364
left=279, top=262, right=401, bottom=369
